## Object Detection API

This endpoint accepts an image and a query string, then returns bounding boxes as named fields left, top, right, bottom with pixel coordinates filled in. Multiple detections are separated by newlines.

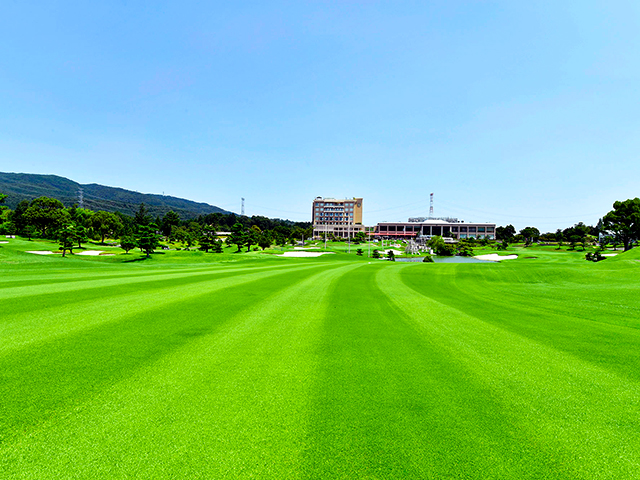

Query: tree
left=187, top=221, right=203, bottom=240
left=427, top=236, right=454, bottom=256
left=519, top=227, right=540, bottom=245
left=0, top=193, right=6, bottom=204
left=387, top=250, right=395, bottom=261
left=372, top=249, right=381, bottom=259
left=9, top=200, right=30, bottom=234
left=24, top=197, right=69, bottom=238
left=599, top=236, right=609, bottom=250
left=258, top=231, right=273, bottom=250
left=212, top=239, right=224, bottom=253
left=75, top=224, right=88, bottom=248
left=199, top=229, right=218, bottom=253
left=227, top=222, right=247, bottom=252
left=134, top=203, right=150, bottom=227
left=440, top=244, right=456, bottom=256
left=354, top=232, right=366, bottom=244
left=161, top=211, right=181, bottom=237
left=246, top=225, right=261, bottom=252
left=456, top=239, right=474, bottom=257
left=356, top=248, right=363, bottom=256
left=611, top=236, right=621, bottom=251
left=171, top=225, right=187, bottom=244
left=70, top=206, right=94, bottom=226
left=427, top=236, right=445, bottom=254
left=120, top=236, right=136, bottom=253
left=136, top=224, right=161, bottom=258
left=91, top=211, right=123, bottom=244
left=58, top=224, right=77, bottom=257
left=496, top=225, right=516, bottom=241
left=569, top=235, right=581, bottom=250
left=603, top=198, right=640, bottom=251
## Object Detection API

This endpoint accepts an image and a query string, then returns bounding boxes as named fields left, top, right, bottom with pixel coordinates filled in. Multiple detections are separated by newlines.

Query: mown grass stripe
left=0, top=261, right=325, bottom=301
left=0, top=262, right=361, bottom=479
left=0, top=262, right=340, bottom=445
left=0, top=263, right=327, bottom=356
left=377, top=263, right=640, bottom=478
left=301, top=263, right=564, bottom=478
left=399, top=263, right=640, bottom=384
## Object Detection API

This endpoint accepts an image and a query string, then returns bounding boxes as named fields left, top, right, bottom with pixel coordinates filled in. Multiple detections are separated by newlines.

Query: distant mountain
left=0, top=172, right=232, bottom=219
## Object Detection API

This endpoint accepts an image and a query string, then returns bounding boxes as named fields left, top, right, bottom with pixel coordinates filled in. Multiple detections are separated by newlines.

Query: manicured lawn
left=1, top=238, right=639, bottom=478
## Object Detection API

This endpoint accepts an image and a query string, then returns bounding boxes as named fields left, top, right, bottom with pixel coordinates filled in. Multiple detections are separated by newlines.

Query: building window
left=469, top=227, right=476, bottom=233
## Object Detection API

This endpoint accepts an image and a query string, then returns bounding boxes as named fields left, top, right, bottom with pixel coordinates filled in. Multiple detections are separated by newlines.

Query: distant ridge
left=0, top=172, right=233, bottom=219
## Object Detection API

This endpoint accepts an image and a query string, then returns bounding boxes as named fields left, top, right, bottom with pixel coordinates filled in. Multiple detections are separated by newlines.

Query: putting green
left=1, top=240, right=639, bottom=478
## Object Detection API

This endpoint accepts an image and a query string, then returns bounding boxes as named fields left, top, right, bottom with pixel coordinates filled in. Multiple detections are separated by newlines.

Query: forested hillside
left=0, top=172, right=231, bottom=219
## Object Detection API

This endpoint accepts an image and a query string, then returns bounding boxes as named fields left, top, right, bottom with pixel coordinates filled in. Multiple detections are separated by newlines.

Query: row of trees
left=0, top=195, right=315, bottom=256
left=1, top=194, right=638, bottom=255
left=493, top=198, right=640, bottom=252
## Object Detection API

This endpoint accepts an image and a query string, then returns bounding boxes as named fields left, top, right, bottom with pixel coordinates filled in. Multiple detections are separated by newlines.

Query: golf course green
left=1, top=238, right=639, bottom=478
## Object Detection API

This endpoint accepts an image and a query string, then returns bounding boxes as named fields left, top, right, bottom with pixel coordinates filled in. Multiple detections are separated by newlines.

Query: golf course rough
left=1, top=240, right=640, bottom=479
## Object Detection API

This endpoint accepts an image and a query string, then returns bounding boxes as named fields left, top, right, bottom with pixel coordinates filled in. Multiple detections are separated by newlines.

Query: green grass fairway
left=1, top=239, right=640, bottom=478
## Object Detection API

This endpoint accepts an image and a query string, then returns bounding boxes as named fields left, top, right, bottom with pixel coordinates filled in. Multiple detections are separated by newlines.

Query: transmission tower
left=241, top=197, right=245, bottom=216
left=429, top=193, right=434, bottom=219
left=78, top=188, right=84, bottom=208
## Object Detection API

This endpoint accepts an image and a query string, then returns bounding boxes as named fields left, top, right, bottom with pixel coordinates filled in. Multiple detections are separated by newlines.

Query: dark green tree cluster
left=602, top=198, right=640, bottom=251
left=495, top=225, right=516, bottom=242
left=519, top=227, right=540, bottom=246
left=0, top=193, right=315, bottom=257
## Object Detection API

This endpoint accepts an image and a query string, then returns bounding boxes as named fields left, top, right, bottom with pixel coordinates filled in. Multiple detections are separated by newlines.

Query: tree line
left=0, top=195, right=312, bottom=256
left=1, top=193, right=638, bottom=256
left=493, top=198, right=640, bottom=252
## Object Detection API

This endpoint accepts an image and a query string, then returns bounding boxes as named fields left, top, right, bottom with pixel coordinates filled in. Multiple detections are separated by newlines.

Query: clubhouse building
left=374, top=219, right=496, bottom=240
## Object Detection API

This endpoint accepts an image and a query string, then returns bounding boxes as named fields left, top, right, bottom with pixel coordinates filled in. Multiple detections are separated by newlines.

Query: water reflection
left=394, top=256, right=488, bottom=263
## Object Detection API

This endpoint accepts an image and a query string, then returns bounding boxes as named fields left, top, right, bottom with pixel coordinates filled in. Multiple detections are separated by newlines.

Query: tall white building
left=312, top=197, right=364, bottom=238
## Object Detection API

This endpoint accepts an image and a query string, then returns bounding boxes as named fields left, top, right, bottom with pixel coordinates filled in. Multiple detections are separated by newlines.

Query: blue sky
left=1, top=1, right=639, bottom=231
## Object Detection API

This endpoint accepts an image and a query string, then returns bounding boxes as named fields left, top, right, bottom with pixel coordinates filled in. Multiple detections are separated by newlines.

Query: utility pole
left=429, top=193, right=434, bottom=219
left=241, top=198, right=245, bottom=216
left=78, top=188, right=84, bottom=208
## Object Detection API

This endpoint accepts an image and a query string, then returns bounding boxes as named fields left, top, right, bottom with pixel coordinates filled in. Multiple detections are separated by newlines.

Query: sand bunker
left=26, top=251, right=57, bottom=255
left=294, top=246, right=320, bottom=250
left=379, top=249, right=403, bottom=256
left=277, top=251, right=334, bottom=257
left=602, top=253, right=618, bottom=257
left=75, top=250, right=105, bottom=256
left=474, top=254, right=518, bottom=262
left=0, top=241, right=9, bottom=244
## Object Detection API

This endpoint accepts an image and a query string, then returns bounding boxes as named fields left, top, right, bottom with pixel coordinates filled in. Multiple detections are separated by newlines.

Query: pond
left=394, top=256, right=488, bottom=263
